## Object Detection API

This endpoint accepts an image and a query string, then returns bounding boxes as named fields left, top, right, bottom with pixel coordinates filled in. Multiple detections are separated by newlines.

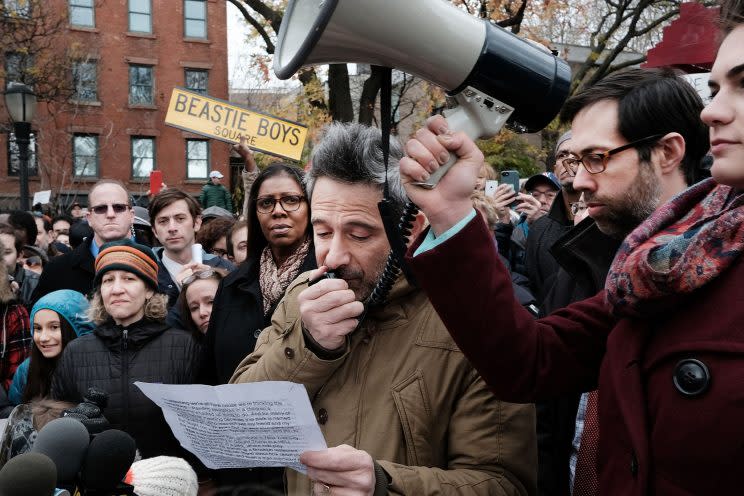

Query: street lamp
left=4, top=82, right=37, bottom=211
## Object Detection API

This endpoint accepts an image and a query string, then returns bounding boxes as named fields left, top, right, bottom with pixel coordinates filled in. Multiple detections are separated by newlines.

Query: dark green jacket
left=199, top=182, right=232, bottom=212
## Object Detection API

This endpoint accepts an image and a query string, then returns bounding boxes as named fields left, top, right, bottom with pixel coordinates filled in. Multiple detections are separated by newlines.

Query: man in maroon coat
left=396, top=67, right=743, bottom=496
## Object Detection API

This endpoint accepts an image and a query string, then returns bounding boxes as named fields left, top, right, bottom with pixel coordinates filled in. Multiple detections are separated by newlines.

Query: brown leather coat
left=231, top=271, right=537, bottom=495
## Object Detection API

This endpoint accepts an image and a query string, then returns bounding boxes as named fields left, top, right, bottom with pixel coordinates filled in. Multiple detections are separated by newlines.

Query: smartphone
left=150, top=170, right=163, bottom=195
left=500, top=170, right=520, bottom=207
left=485, top=180, right=498, bottom=198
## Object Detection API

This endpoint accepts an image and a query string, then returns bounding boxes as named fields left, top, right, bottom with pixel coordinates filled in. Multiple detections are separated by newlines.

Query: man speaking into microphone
left=230, top=122, right=536, bottom=495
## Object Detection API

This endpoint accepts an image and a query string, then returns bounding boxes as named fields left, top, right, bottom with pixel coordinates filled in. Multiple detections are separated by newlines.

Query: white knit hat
left=124, top=456, right=198, bottom=496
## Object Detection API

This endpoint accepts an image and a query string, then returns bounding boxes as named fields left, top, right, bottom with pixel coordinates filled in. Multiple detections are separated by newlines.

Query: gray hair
left=305, top=123, right=408, bottom=217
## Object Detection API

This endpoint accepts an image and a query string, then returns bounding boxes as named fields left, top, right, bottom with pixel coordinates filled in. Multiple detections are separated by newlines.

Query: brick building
left=1, top=0, right=229, bottom=210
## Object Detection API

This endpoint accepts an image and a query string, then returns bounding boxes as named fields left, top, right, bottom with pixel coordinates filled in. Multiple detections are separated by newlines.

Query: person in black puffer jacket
left=51, top=239, right=199, bottom=459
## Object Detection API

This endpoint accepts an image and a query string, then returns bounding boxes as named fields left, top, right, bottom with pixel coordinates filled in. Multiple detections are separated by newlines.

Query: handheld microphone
left=80, top=429, right=137, bottom=493
left=32, top=417, right=90, bottom=486
left=0, top=452, right=57, bottom=496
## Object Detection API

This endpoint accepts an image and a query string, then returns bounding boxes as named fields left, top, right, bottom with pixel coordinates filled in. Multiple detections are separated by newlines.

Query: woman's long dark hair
left=246, top=163, right=312, bottom=259
left=22, top=315, right=78, bottom=402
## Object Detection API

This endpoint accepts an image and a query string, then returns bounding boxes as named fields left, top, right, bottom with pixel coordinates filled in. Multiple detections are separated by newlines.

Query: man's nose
left=571, top=165, right=596, bottom=193
left=323, top=236, right=351, bottom=269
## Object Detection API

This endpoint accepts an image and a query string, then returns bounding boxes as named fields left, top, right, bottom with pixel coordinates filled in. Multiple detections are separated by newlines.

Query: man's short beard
left=588, top=163, right=661, bottom=240
left=337, top=252, right=389, bottom=302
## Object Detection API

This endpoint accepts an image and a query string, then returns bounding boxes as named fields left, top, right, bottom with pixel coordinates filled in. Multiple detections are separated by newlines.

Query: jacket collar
left=547, top=190, right=573, bottom=226
left=71, top=238, right=96, bottom=274
left=549, top=217, right=622, bottom=290
left=94, top=317, right=169, bottom=349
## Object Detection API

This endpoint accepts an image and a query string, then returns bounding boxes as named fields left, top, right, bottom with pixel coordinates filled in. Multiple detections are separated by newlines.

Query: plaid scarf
left=606, top=178, right=744, bottom=318
left=259, top=238, right=310, bottom=315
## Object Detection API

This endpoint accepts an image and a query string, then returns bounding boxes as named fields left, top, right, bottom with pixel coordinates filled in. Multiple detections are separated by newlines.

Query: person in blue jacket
left=9, top=290, right=93, bottom=404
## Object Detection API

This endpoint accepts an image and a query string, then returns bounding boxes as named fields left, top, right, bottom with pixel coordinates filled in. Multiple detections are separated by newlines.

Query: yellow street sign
left=164, top=87, right=308, bottom=161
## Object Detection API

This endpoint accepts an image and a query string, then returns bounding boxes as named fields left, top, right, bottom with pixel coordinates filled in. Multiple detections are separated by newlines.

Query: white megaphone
left=274, top=0, right=572, bottom=187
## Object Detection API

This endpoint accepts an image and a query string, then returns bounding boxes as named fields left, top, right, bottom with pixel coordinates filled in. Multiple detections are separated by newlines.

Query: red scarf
left=606, top=179, right=744, bottom=318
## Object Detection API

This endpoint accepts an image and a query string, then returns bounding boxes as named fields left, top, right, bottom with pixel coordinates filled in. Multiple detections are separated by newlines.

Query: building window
left=185, top=69, right=208, bottom=95
left=72, top=61, right=97, bottom=102
left=186, top=139, right=208, bottom=178
left=3, top=0, right=32, bottom=18
left=131, top=137, right=155, bottom=178
left=7, top=132, right=37, bottom=177
left=128, top=0, right=151, bottom=33
left=184, top=0, right=206, bottom=39
left=129, top=64, right=153, bottom=105
left=4, top=52, right=33, bottom=88
left=72, top=134, right=98, bottom=177
left=69, top=0, right=95, bottom=27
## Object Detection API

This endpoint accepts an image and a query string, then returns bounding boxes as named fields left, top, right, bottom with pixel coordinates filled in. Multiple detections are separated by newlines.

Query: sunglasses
left=24, top=256, right=42, bottom=267
left=90, top=203, right=130, bottom=215
left=181, top=269, right=217, bottom=287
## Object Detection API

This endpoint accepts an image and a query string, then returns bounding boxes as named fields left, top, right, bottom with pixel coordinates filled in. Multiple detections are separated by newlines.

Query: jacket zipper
left=121, top=329, right=130, bottom=432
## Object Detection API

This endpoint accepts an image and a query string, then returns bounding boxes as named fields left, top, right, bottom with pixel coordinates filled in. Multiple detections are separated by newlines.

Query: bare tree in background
left=1, top=0, right=113, bottom=210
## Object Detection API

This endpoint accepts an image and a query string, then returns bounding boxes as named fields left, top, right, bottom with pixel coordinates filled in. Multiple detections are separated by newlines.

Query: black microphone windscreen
left=31, top=417, right=90, bottom=483
left=81, top=429, right=137, bottom=491
left=0, top=452, right=57, bottom=496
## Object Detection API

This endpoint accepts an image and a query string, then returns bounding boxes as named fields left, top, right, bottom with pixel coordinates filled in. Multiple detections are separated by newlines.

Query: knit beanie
left=555, top=130, right=572, bottom=152
left=93, top=239, right=159, bottom=290
left=124, top=456, right=198, bottom=496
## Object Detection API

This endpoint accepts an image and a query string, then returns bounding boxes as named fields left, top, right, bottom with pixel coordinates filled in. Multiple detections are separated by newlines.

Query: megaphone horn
left=275, top=0, right=571, bottom=186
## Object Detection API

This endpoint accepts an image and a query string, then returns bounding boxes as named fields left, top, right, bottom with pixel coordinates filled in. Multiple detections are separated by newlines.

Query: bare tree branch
left=227, top=0, right=275, bottom=53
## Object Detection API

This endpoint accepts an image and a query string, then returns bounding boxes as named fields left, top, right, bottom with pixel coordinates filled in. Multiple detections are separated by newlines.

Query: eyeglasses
left=529, top=189, right=557, bottom=201
left=24, top=256, right=42, bottom=268
left=570, top=201, right=588, bottom=217
left=90, top=203, right=130, bottom=215
left=182, top=269, right=216, bottom=287
left=560, top=134, right=664, bottom=175
left=255, top=195, right=305, bottom=214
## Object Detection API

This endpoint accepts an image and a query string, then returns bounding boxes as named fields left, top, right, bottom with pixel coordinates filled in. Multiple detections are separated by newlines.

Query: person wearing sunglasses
left=31, top=180, right=135, bottom=304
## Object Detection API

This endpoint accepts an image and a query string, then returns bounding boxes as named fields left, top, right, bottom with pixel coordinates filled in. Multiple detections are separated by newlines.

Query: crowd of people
left=0, top=2, right=743, bottom=495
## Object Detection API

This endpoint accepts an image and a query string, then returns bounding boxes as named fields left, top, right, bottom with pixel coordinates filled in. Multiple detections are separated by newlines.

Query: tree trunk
left=358, top=66, right=385, bottom=125
left=328, top=64, right=354, bottom=122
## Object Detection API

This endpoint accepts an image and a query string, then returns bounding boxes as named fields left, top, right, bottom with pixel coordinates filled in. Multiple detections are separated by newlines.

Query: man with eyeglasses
left=400, top=67, right=710, bottom=496
left=31, top=180, right=136, bottom=303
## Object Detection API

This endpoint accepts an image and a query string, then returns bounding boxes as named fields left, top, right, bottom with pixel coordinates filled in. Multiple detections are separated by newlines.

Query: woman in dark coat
left=51, top=239, right=199, bottom=458
left=205, top=164, right=315, bottom=385
left=205, top=163, right=314, bottom=495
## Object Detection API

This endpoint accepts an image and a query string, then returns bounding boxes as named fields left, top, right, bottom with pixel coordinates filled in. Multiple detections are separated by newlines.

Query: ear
left=145, top=288, right=155, bottom=300
left=655, top=132, right=686, bottom=177
left=193, top=215, right=202, bottom=233
left=406, top=211, right=429, bottom=248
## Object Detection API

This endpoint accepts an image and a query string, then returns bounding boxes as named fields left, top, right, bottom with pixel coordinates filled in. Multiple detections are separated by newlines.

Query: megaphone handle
left=413, top=87, right=514, bottom=189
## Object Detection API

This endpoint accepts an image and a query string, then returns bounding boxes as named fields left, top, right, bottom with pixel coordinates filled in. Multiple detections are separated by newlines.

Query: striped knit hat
left=94, top=239, right=159, bottom=289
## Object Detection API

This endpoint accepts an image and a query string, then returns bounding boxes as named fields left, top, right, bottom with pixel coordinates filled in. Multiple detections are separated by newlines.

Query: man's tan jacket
left=231, top=272, right=537, bottom=495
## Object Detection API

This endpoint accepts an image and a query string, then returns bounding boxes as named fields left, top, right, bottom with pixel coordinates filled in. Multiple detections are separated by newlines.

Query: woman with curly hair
left=51, top=239, right=200, bottom=458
